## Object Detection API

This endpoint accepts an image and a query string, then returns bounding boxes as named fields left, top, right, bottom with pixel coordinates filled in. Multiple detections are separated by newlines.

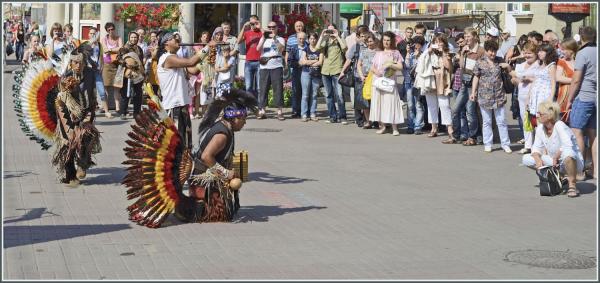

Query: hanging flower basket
left=115, top=4, right=181, bottom=30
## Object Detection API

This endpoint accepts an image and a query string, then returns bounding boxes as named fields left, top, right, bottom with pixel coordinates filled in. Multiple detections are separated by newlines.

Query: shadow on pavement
left=84, top=167, right=127, bottom=185
left=3, top=224, right=131, bottom=248
left=3, top=170, right=38, bottom=179
left=248, top=172, right=317, bottom=184
left=95, top=119, right=131, bottom=126
left=3, top=208, right=60, bottom=224
left=578, top=182, right=597, bottom=195
left=234, top=205, right=326, bottom=223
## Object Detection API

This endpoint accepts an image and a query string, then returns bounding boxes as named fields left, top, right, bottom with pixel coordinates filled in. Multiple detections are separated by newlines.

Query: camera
left=56, top=32, right=63, bottom=38
left=263, top=30, right=272, bottom=38
left=324, top=30, right=334, bottom=34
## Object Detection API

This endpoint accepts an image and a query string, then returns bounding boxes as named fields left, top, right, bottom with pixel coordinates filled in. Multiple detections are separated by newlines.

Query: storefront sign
left=340, top=4, right=362, bottom=15
left=549, top=4, right=590, bottom=14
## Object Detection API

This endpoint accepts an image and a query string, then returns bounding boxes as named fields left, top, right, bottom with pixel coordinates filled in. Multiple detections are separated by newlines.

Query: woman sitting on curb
left=522, top=101, right=584, bottom=197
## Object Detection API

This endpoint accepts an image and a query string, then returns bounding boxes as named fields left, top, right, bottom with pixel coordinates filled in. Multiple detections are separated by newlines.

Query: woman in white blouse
left=522, top=101, right=584, bottom=197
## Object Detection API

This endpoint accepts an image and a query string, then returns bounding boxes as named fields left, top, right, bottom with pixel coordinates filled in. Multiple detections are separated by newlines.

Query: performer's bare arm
left=200, top=133, right=227, bottom=167
left=164, top=41, right=215, bottom=69
left=200, top=133, right=235, bottom=179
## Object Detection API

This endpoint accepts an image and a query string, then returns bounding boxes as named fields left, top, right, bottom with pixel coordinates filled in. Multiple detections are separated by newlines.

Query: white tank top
left=157, top=53, right=191, bottom=110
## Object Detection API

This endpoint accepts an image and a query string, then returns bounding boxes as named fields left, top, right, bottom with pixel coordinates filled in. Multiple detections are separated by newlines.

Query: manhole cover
left=505, top=250, right=596, bottom=269
left=243, top=128, right=282, bottom=133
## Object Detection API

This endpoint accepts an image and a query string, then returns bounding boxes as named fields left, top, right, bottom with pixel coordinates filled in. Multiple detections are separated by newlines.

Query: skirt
left=102, top=63, right=118, bottom=87
left=369, top=84, right=404, bottom=124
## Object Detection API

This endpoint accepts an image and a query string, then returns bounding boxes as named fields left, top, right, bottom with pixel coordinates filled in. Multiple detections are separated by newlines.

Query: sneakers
left=120, top=114, right=127, bottom=120
left=340, top=119, right=349, bottom=125
left=301, top=116, right=309, bottom=122
left=406, top=128, right=415, bottom=135
left=414, top=129, right=423, bottom=135
left=326, top=118, right=339, bottom=124
left=484, top=146, right=492, bottom=153
left=502, top=146, right=513, bottom=154
left=392, top=130, right=400, bottom=136
left=519, top=148, right=531, bottom=154
left=277, top=112, right=286, bottom=121
left=310, top=116, right=319, bottom=122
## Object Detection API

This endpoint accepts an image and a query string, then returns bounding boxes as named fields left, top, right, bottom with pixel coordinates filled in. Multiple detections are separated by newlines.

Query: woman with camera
left=403, top=35, right=425, bottom=134
left=414, top=35, right=454, bottom=139
left=256, top=21, right=286, bottom=120
left=368, top=31, right=404, bottom=136
left=45, top=22, right=66, bottom=68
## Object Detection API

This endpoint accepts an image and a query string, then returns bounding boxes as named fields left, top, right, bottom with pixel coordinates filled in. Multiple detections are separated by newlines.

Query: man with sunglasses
left=237, top=15, right=263, bottom=102
left=256, top=21, right=286, bottom=120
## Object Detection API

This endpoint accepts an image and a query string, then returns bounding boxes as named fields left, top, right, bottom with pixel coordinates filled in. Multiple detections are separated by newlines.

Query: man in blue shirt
left=285, top=21, right=307, bottom=118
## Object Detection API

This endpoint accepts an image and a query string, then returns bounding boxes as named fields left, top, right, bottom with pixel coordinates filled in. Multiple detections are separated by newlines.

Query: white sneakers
left=502, top=146, right=513, bottom=154
left=484, top=146, right=492, bottom=153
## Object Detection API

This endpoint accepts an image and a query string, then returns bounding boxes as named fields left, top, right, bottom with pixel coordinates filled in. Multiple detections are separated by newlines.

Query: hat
left=212, top=27, right=224, bottom=37
left=501, top=28, right=512, bottom=35
left=434, top=26, right=445, bottom=34
left=159, top=32, right=175, bottom=46
left=486, top=27, right=499, bottom=37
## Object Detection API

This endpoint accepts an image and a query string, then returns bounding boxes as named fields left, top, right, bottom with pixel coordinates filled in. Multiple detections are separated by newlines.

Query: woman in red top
left=555, top=38, right=578, bottom=123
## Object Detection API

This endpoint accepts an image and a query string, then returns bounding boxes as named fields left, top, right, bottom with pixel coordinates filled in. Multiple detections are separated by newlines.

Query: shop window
left=507, top=3, right=531, bottom=14
left=464, top=3, right=484, bottom=11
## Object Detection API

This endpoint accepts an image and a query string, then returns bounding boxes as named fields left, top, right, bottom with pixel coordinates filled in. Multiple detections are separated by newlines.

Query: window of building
left=464, top=3, right=484, bottom=11
left=507, top=3, right=531, bottom=14
left=80, top=4, right=100, bottom=20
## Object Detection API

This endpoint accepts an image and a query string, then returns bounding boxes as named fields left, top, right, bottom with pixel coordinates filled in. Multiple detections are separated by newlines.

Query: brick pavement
left=2, top=57, right=597, bottom=280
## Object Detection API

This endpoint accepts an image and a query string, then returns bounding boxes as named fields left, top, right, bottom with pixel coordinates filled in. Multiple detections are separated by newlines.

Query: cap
left=434, top=26, right=445, bottom=34
left=486, top=27, right=499, bottom=37
left=501, top=27, right=512, bottom=35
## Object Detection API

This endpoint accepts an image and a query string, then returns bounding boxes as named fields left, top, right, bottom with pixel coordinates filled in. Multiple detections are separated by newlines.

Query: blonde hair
left=538, top=101, right=561, bottom=122
left=464, top=27, right=479, bottom=42
left=560, top=38, right=579, bottom=58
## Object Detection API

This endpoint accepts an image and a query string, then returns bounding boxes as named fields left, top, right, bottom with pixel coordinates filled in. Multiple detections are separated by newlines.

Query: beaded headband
left=223, top=108, right=247, bottom=119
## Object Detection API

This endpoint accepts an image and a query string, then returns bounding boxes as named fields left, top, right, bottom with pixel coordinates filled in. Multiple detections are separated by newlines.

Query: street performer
left=52, top=48, right=102, bottom=187
left=122, top=82, right=257, bottom=228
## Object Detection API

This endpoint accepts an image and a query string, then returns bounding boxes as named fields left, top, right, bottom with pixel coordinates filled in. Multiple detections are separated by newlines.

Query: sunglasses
left=107, top=28, right=115, bottom=31
left=267, top=26, right=277, bottom=28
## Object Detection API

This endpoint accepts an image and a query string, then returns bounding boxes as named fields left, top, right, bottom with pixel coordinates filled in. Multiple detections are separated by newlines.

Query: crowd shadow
left=3, top=207, right=60, bottom=224
left=3, top=170, right=38, bottom=179
left=84, top=167, right=127, bottom=186
left=3, top=224, right=131, bottom=248
left=248, top=172, right=317, bottom=184
left=234, top=205, right=327, bottom=223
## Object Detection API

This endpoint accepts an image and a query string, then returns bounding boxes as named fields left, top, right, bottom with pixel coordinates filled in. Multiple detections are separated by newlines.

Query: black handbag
left=536, top=166, right=565, bottom=196
left=500, top=68, right=514, bottom=94
left=338, top=66, right=355, bottom=87
left=5, top=42, right=14, bottom=56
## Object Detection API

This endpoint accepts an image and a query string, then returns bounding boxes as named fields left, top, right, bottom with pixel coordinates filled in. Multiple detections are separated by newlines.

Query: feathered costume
left=122, top=83, right=257, bottom=228
left=13, top=42, right=102, bottom=184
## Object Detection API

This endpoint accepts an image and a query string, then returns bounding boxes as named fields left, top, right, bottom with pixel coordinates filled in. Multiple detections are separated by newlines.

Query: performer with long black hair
left=122, top=82, right=257, bottom=228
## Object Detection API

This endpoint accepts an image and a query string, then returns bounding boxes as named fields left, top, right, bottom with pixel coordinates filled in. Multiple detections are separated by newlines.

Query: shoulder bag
left=501, top=68, right=514, bottom=94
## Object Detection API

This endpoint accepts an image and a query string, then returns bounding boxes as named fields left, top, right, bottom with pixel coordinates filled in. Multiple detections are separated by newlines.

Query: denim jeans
left=290, top=66, right=303, bottom=115
left=451, top=90, right=468, bottom=139
left=94, top=70, right=107, bottom=101
left=300, top=72, right=319, bottom=117
left=405, top=84, right=424, bottom=130
left=321, top=74, right=346, bottom=120
left=451, top=83, right=479, bottom=139
left=15, top=41, right=24, bottom=61
left=244, top=60, right=260, bottom=98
